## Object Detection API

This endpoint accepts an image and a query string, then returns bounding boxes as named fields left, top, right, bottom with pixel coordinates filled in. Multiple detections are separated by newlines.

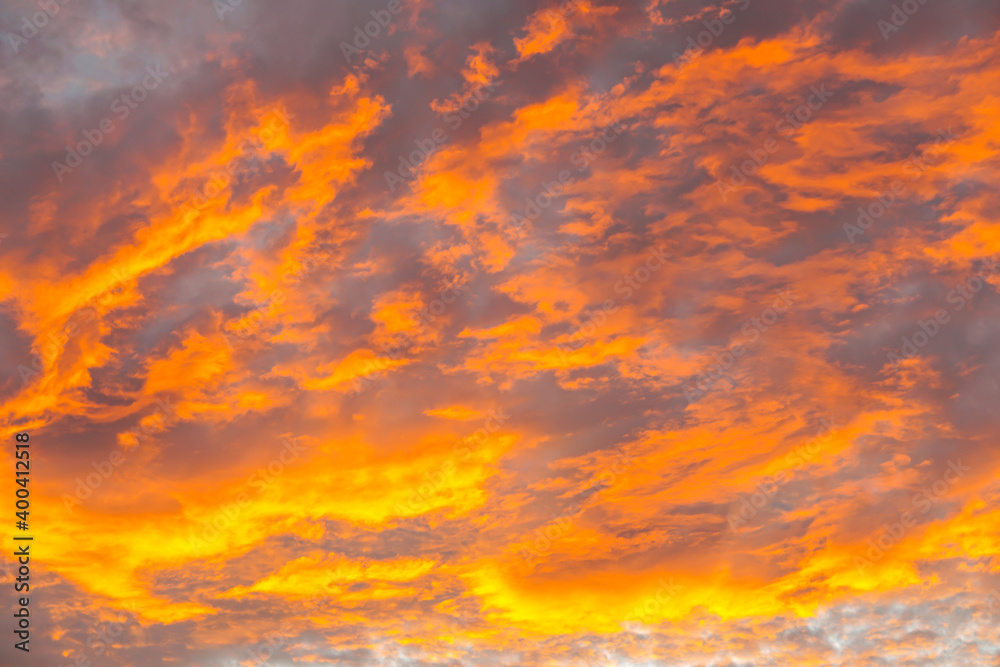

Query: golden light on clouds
left=1, top=0, right=999, bottom=665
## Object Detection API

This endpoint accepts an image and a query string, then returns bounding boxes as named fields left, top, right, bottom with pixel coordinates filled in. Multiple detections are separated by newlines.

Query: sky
left=0, top=0, right=999, bottom=665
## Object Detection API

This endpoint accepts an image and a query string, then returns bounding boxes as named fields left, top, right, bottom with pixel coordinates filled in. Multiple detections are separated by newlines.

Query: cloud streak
left=1, top=0, right=999, bottom=664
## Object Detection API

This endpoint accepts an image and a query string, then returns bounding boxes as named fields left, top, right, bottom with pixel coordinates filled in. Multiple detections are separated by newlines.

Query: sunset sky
left=1, top=0, right=1000, bottom=665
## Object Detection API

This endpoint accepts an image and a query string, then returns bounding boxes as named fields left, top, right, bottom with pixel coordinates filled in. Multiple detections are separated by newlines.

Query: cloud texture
left=1, top=0, right=999, bottom=664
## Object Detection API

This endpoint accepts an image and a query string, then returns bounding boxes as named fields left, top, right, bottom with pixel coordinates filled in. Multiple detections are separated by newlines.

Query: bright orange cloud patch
left=1, top=1, right=999, bottom=665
